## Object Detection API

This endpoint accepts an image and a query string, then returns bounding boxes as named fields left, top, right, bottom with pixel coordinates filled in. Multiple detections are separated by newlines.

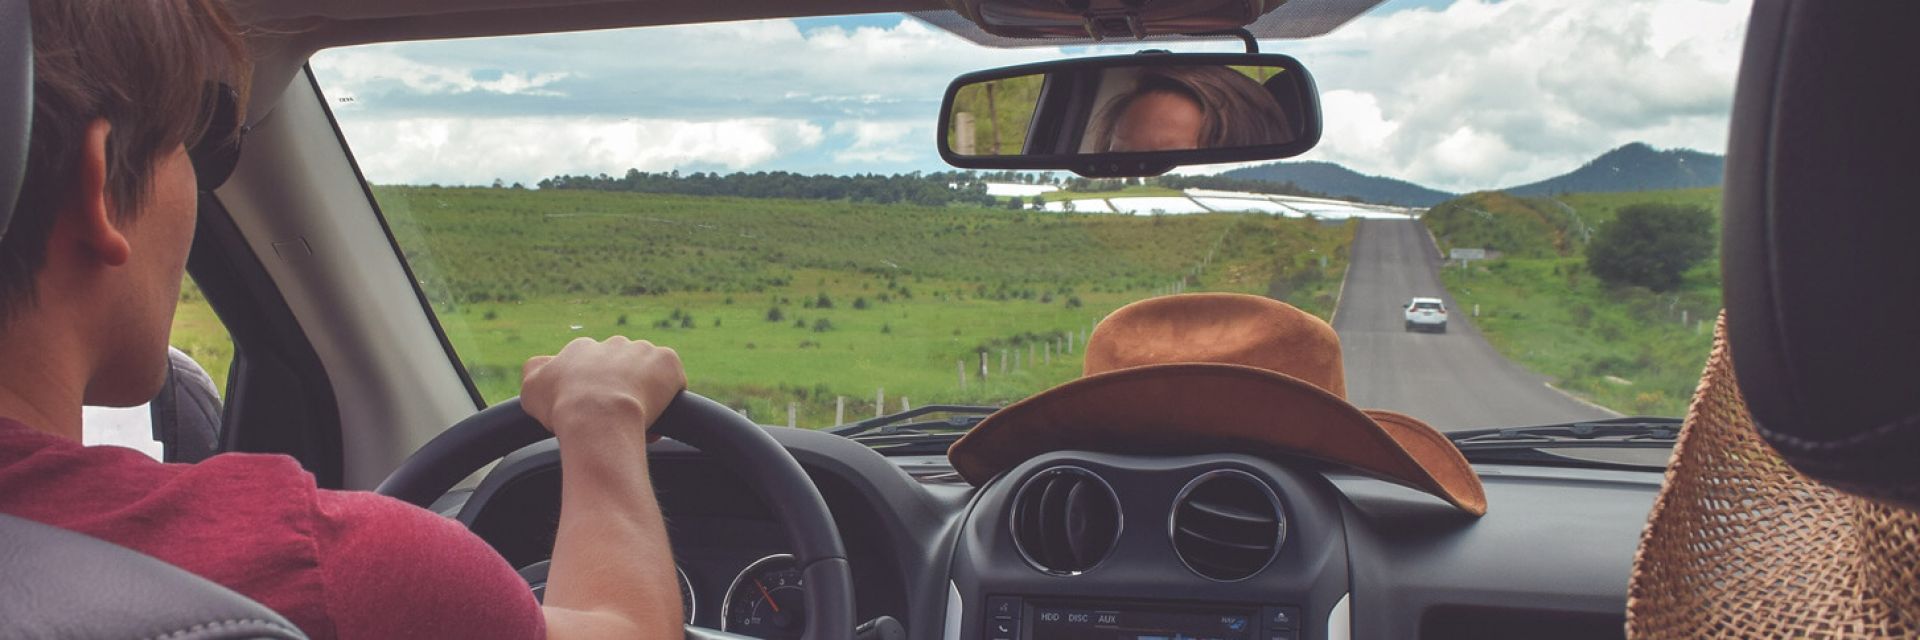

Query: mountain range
left=1220, top=161, right=1456, bottom=207
left=1500, top=143, right=1725, bottom=196
left=1221, top=143, right=1725, bottom=207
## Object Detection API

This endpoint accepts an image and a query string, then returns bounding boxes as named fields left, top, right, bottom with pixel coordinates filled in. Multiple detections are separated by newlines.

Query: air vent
left=1171, top=470, right=1284, bottom=581
left=1011, top=466, right=1122, bottom=574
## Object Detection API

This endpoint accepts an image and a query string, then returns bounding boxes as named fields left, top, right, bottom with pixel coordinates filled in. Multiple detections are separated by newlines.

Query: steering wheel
left=376, top=391, right=855, bottom=640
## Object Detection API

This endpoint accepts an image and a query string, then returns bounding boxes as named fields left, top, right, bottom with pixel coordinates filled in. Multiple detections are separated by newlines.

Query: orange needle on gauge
left=754, top=579, right=781, bottom=613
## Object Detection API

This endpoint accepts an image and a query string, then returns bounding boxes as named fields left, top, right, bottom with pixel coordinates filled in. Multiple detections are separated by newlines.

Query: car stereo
left=983, top=596, right=1303, bottom=640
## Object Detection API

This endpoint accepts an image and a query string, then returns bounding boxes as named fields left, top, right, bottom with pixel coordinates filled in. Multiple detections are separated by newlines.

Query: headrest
left=1262, top=74, right=1303, bottom=118
left=0, top=0, right=30, bottom=239
left=1722, top=1, right=1920, bottom=508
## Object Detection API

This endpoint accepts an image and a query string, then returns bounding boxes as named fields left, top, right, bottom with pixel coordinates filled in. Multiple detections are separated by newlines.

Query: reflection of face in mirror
left=1108, top=91, right=1206, bottom=152
left=1093, top=66, right=1295, bottom=153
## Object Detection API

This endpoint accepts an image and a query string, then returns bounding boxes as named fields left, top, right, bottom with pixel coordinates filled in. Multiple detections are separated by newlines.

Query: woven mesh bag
left=1627, top=315, right=1920, bottom=638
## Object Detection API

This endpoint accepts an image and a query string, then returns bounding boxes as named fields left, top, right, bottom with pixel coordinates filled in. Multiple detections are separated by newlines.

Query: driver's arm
left=520, top=337, right=688, bottom=640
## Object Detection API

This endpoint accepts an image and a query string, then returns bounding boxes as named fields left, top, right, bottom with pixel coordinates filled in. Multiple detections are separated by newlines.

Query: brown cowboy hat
left=947, top=293, right=1487, bottom=516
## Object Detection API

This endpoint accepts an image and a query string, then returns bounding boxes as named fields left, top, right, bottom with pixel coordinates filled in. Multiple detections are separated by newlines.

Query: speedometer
left=721, top=554, right=806, bottom=639
left=677, top=565, right=696, bottom=625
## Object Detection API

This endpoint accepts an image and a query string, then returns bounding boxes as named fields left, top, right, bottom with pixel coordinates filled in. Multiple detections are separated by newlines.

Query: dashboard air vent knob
left=1171, top=470, right=1284, bottom=581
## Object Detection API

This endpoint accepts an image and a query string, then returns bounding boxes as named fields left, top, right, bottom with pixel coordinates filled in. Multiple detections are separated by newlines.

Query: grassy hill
left=173, top=187, right=1352, bottom=425
left=1220, top=161, right=1455, bottom=207
left=1432, top=188, right=1725, bottom=416
left=1420, top=191, right=1576, bottom=258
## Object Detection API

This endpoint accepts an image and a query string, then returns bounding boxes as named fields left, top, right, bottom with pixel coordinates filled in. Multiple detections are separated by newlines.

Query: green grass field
left=1434, top=188, right=1725, bottom=417
left=171, top=187, right=1351, bottom=426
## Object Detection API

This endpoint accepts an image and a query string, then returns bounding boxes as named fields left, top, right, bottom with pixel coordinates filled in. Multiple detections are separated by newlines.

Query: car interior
left=3, top=0, right=1919, bottom=639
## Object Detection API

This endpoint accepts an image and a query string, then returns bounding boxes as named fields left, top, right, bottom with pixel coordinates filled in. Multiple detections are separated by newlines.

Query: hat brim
left=947, top=362, right=1487, bottom=516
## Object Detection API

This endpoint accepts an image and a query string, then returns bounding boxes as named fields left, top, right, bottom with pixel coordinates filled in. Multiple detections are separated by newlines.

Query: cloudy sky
left=309, top=0, right=1752, bottom=194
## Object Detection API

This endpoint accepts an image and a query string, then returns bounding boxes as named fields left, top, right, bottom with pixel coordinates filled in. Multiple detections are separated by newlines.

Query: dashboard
left=450, top=427, right=1660, bottom=640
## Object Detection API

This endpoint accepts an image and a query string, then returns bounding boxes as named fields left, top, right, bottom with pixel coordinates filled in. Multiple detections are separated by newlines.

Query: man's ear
left=62, top=119, right=131, bottom=267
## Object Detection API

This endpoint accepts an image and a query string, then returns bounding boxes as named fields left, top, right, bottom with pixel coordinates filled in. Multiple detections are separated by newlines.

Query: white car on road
left=1405, top=297, right=1449, bottom=333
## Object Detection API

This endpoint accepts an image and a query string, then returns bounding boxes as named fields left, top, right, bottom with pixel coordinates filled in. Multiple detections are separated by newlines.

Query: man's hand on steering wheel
left=525, top=336, right=690, bottom=640
left=376, top=335, right=856, bottom=639
left=521, top=336, right=687, bottom=444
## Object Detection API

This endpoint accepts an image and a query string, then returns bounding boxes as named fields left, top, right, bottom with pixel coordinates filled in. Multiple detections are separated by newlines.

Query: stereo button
left=987, top=596, right=1022, bottom=619
left=1263, top=606, right=1301, bottom=629
left=987, top=616, right=1018, bottom=640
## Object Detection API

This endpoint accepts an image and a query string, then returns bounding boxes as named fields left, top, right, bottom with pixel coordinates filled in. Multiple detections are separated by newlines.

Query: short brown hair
left=1, top=0, right=250, bottom=323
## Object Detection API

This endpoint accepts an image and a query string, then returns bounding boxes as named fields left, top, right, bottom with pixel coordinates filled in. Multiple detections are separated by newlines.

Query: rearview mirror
left=938, top=53, right=1320, bottom=177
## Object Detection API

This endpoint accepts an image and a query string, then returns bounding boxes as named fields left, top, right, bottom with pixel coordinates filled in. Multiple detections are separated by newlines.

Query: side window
left=80, top=276, right=234, bottom=460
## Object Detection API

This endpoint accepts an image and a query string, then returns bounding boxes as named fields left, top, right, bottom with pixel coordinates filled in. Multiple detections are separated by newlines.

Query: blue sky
left=310, top=0, right=1751, bottom=192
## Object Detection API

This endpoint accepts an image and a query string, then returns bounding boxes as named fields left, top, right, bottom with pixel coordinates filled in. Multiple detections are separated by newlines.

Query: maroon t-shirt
left=0, top=418, right=545, bottom=639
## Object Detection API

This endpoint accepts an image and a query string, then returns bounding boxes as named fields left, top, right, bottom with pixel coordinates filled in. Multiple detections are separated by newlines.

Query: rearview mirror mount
left=938, top=52, right=1321, bottom=178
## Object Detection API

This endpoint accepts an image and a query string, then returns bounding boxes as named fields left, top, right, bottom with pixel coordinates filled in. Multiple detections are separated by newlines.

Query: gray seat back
left=153, top=346, right=225, bottom=463
left=0, top=513, right=307, bottom=640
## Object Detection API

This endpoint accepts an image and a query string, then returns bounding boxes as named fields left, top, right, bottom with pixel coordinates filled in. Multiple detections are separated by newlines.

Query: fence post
left=836, top=396, right=846, bottom=425
left=1474, top=304, right=1480, bottom=318
left=980, top=351, right=989, bottom=380
left=787, top=403, right=797, bottom=429
left=901, top=398, right=910, bottom=412
left=958, top=360, right=968, bottom=389
left=1681, top=309, right=1689, bottom=326
left=1067, top=332, right=1075, bottom=354
left=1001, top=349, right=1009, bottom=375
left=875, top=388, right=885, bottom=418
left=1044, top=342, right=1052, bottom=366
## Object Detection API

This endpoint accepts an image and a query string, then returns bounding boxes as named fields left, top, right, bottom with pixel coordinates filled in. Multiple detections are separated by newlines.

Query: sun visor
left=913, top=0, right=1384, bottom=46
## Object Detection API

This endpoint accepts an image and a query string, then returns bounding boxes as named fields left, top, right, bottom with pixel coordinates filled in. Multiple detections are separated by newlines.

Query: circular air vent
left=1010, top=466, right=1122, bottom=575
left=1170, top=470, right=1285, bottom=581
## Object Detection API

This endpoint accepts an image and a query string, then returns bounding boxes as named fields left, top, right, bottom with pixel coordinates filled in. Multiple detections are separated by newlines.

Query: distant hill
left=1220, top=161, right=1456, bottom=207
left=1503, top=143, right=1724, bottom=196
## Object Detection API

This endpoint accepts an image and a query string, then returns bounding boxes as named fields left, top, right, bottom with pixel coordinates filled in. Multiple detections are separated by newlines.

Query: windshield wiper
left=826, top=404, right=1000, bottom=438
left=1447, top=416, right=1682, bottom=451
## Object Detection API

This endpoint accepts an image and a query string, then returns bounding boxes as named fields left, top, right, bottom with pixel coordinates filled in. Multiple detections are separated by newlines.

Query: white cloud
left=829, top=121, right=922, bottom=164
left=315, top=49, right=571, bottom=97
left=308, top=1, right=1752, bottom=191
left=1286, top=0, right=1751, bottom=191
left=336, top=117, right=826, bottom=186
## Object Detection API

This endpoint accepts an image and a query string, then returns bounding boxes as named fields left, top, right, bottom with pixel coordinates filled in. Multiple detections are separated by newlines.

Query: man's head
left=4, top=0, right=248, bottom=407
left=1094, top=66, right=1294, bottom=153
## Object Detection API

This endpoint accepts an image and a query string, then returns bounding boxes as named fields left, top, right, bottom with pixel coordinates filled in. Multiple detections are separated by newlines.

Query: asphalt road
left=1333, top=220, right=1618, bottom=431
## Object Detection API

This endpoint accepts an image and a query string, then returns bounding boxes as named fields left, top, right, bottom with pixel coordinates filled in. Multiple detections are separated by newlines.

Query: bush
left=679, top=314, right=695, bottom=329
left=812, top=318, right=835, bottom=332
left=1065, top=296, right=1084, bottom=308
left=1586, top=203, right=1714, bottom=292
left=766, top=306, right=785, bottom=322
left=615, top=313, right=627, bottom=326
left=815, top=292, right=834, bottom=309
left=853, top=297, right=869, bottom=310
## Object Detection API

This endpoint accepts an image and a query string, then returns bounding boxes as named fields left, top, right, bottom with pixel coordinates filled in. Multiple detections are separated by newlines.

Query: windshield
left=282, top=0, right=1748, bottom=432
